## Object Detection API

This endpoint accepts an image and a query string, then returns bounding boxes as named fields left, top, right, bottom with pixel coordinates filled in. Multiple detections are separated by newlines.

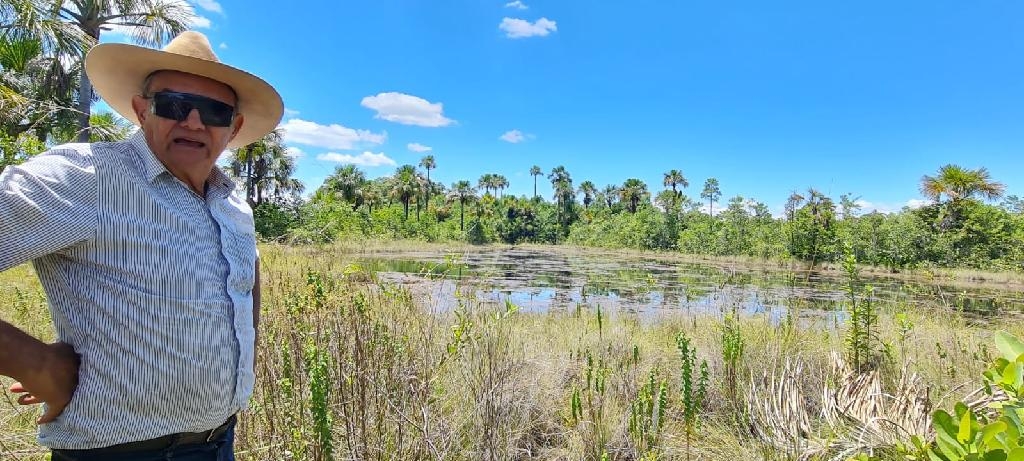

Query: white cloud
left=698, top=203, right=722, bottom=216
left=279, top=118, right=387, bottom=150
left=192, top=0, right=224, bottom=14
left=283, top=108, right=300, bottom=118
left=190, top=15, right=212, bottom=29
left=504, top=0, right=528, bottom=9
left=317, top=152, right=397, bottom=167
left=905, top=199, right=930, bottom=209
left=361, top=92, right=455, bottom=127
left=285, top=146, right=304, bottom=159
left=847, top=198, right=930, bottom=214
left=500, top=17, right=557, bottom=39
left=500, top=129, right=528, bottom=143
left=218, top=42, right=228, bottom=50
left=408, top=143, right=433, bottom=152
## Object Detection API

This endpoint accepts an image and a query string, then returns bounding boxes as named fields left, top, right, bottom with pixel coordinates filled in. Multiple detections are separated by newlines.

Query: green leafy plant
left=567, top=349, right=611, bottom=460
left=843, top=245, right=880, bottom=372
left=721, top=313, right=745, bottom=410
left=677, top=332, right=709, bottom=461
left=895, top=311, right=915, bottom=363
left=926, top=331, right=1024, bottom=461
left=629, top=368, right=669, bottom=460
left=305, top=340, right=334, bottom=460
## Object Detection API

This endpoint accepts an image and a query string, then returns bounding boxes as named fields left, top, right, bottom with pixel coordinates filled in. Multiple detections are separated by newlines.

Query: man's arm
left=0, top=149, right=96, bottom=422
left=0, top=320, right=79, bottom=423
left=253, top=257, right=261, bottom=342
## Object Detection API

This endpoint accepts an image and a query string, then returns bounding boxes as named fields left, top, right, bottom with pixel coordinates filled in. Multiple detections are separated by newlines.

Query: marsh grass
left=1, top=244, right=1022, bottom=460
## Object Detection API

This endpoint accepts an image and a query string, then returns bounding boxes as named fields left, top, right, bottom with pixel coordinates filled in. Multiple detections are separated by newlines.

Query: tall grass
left=1, top=244, right=1022, bottom=460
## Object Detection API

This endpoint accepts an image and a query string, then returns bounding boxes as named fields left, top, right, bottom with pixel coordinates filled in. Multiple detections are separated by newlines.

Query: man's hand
left=8, top=342, right=80, bottom=424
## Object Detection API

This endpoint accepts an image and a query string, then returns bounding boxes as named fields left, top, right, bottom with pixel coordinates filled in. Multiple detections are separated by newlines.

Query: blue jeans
left=51, top=424, right=235, bottom=461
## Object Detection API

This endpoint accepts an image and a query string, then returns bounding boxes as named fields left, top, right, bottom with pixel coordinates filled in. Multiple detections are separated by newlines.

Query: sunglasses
left=146, top=91, right=236, bottom=127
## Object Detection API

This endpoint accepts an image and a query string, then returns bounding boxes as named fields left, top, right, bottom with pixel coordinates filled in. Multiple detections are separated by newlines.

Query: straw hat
left=85, top=31, right=283, bottom=148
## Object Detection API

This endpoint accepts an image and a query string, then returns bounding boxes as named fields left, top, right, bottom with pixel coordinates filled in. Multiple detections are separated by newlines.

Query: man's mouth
left=173, top=137, right=206, bottom=149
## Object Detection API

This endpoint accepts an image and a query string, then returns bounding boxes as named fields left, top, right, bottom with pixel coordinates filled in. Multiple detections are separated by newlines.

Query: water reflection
left=359, top=248, right=1023, bottom=321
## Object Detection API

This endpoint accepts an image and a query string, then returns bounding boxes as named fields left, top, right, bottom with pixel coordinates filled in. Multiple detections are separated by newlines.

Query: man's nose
left=180, top=108, right=206, bottom=129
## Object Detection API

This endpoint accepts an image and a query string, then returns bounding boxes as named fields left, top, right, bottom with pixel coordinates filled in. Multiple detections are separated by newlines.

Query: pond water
left=357, top=247, right=1024, bottom=323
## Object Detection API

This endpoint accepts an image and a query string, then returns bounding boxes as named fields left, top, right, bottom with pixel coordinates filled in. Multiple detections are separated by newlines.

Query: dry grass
left=1, top=244, right=1021, bottom=460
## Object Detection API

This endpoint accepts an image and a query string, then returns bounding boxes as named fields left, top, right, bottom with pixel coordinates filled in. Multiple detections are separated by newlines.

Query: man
left=0, top=30, right=282, bottom=460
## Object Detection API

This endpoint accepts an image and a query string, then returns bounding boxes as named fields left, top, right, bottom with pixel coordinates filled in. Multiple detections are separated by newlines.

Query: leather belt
left=66, top=415, right=236, bottom=454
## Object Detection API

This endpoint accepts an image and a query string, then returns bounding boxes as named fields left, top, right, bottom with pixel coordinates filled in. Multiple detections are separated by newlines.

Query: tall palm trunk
left=76, top=25, right=101, bottom=142
left=245, top=149, right=255, bottom=205
left=425, top=170, right=431, bottom=210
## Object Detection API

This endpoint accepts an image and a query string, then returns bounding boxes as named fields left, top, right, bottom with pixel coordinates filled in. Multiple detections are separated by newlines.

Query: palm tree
left=447, top=180, right=477, bottom=231
left=419, top=155, right=436, bottom=209
left=1, top=0, right=92, bottom=57
left=548, top=165, right=574, bottom=223
left=391, top=164, right=420, bottom=220
left=603, top=184, right=618, bottom=208
left=361, top=181, right=384, bottom=213
left=578, top=181, right=596, bottom=208
left=920, top=164, right=1005, bottom=204
left=785, top=191, right=805, bottom=221
left=322, top=164, right=366, bottom=210
left=56, top=0, right=194, bottom=141
left=83, top=111, right=131, bottom=142
left=920, top=164, right=1005, bottom=229
left=228, top=129, right=302, bottom=206
left=414, top=172, right=430, bottom=220
left=619, top=178, right=648, bottom=213
left=548, top=166, right=571, bottom=199
left=478, top=173, right=494, bottom=197
left=49, top=110, right=132, bottom=143
left=805, top=188, right=834, bottom=226
left=663, top=169, right=688, bottom=197
left=0, top=34, right=79, bottom=142
left=493, top=174, right=508, bottom=198
left=701, top=177, right=721, bottom=215
left=530, top=165, right=542, bottom=199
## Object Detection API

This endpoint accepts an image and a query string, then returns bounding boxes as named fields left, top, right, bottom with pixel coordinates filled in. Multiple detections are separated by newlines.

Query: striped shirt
left=0, top=130, right=257, bottom=450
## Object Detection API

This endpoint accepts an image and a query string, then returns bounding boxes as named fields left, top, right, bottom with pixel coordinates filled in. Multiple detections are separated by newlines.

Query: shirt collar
left=127, top=130, right=238, bottom=198
left=128, top=130, right=167, bottom=183
left=206, top=165, right=237, bottom=199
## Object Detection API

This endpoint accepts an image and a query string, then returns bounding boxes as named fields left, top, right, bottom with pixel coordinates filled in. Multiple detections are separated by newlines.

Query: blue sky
left=104, top=0, right=1024, bottom=214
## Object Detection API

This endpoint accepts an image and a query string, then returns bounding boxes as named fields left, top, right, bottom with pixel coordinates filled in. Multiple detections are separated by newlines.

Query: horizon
left=97, top=0, right=1023, bottom=214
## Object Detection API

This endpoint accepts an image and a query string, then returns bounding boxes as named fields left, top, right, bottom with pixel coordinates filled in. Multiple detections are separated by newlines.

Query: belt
left=63, top=415, right=236, bottom=454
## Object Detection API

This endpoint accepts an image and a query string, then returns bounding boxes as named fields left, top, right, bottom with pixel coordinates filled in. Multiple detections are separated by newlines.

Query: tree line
left=252, top=152, right=1023, bottom=272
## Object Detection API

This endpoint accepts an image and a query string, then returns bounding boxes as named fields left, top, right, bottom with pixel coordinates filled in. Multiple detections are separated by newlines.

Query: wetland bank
left=3, top=243, right=1022, bottom=460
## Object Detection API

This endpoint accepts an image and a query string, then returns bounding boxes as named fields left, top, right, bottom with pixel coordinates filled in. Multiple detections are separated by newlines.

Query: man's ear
left=229, top=114, right=245, bottom=141
left=131, top=95, right=149, bottom=124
